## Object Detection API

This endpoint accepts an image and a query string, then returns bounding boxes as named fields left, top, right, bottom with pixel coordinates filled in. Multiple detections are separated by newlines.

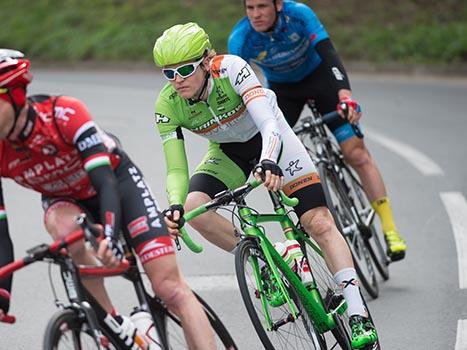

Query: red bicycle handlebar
left=0, top=228, right=130, bottom=279
left=0, top=260, right=27, bottom=280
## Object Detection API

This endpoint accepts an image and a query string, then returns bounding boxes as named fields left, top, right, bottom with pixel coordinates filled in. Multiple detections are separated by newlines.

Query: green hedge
left=1, top=0, right=466, bottom=64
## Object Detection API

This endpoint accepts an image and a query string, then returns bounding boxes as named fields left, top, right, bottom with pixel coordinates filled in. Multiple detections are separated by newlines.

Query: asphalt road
left=1, top=68, right=466, bottom=349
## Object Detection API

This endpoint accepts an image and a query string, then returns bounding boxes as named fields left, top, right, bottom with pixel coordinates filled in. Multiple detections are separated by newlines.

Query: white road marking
left=456, top=320, right=467, bottom=350
left=440, top=192, right=467, bottom=289
left=365, top=127, right=444, bottom=176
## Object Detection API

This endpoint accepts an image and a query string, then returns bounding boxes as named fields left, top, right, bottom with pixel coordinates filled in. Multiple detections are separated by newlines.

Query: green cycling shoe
left=349, top=315, right=379, bottom=349
left=384, top=229, right=407, bottom=262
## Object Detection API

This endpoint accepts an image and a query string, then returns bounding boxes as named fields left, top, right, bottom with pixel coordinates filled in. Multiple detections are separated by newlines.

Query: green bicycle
left=179, top=179, right=381, bottom=350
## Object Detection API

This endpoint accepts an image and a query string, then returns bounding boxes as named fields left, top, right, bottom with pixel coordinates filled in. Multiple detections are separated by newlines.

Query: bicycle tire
left=43, top=308, right=101, bottom=350
left=149, top=291, right=237, bottom=350
left=235, top=239, right=325, bottom=350
left=339, top=163, right=390, bottom=280
left=299, top=236, right=352, bottom=350
left=317, top=162, right=379, bottom=299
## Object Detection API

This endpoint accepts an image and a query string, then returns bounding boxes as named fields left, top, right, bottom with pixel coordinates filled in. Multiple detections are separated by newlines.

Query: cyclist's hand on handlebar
left=97, top=237, right=124, bottom=268
left=163, top=204, right=185, bottom=238
left=337, top=96, right=362, bottom=124
left=254, top=159, right=284, bottom=192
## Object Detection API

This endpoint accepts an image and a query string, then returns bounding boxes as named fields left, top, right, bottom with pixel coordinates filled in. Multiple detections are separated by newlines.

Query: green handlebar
left=179, top=227, right=203, bottom=253
left=279, top=191, right=299, bottom=207
left=249, top=178, right=299, bottom=207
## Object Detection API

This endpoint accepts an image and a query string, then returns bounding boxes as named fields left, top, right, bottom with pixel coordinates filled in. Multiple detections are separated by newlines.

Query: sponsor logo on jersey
left=332, top=67, right=345, bottom=81
left=55, top=106, right=76, bottom=122
left=204, top=157, right=221, bottom=165
left=77, top=133, right=103, bottom=152
left=215, top=86, right=230, bottom=105
left=41, top=180, right=68, bottom=192
left=256, top=51, right=267, bottom=61
left=105, top=211, right=115, bottom=237
left=285, top=159, right=303, bottom=177
left=137, top=236, right=175, bottom=264
left=128, top=216, right=150, bottom=238
left=288, top=32, right=300, bottom=42
left=155, top=113, right=170, bottom=124
left=189, top=109, right=203, bottom=119
left=283, top=172, right=321, bottom=195
left=12, top=152, right=83, bottom=191
left=160, top=131, right=177, bottom=144
left=21, top=153, right=80, bottom=179
left=191, top=103, right=245, bottom=134
left=235, top=65, right=252, bottom=85
left=243, top=87, right=266, bottom=105
left=128, top=166, right=162, bottom=229
left=42, top=144, right=57, bottom=156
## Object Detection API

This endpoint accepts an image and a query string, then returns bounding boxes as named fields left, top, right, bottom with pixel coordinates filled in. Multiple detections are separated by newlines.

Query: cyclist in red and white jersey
left=0, top=49, right=216, bottom=349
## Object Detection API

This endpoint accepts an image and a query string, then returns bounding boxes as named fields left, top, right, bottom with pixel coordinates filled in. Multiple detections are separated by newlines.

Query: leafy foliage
left=1, top=0, right=465, bottom=64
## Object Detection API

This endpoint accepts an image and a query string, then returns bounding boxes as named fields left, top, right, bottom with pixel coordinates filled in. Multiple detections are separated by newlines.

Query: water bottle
left=130, top=310, right=162, bottom=350
left=273, top=241, right=295, bottom=270
left=283, top=239, right=314, bottom=287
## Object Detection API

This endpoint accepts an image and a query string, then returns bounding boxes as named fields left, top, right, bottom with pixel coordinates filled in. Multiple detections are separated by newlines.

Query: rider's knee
left=344, top=144, right=372, bottom=168
left=154, top=276, right=191, bottom=312
left=44, top=202, right=88, bottom=257
left=301, top=207, right=335, bottom=240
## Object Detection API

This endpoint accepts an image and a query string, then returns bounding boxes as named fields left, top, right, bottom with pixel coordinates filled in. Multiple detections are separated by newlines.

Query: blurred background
left=1, top=0, right=466, bottom=69
left=1, top=1, right=467, bottom=349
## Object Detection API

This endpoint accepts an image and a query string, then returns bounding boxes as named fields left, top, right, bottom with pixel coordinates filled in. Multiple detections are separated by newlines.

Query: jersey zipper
left=204, top=101, right=227, bottom=130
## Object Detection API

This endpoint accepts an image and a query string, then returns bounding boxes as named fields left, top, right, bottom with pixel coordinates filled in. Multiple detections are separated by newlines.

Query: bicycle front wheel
left=318, top=162, right=379, bottom=299
left=149, top=291, right=237, bottom=350
left=43, top=309, right=100, bottom=350
left=235, top=239, right=325, bottom=350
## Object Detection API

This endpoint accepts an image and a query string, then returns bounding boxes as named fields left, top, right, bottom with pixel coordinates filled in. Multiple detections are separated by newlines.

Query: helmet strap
left=5, top=90, right=23, bottom=139
left=188, top=70, right=210, bottom=105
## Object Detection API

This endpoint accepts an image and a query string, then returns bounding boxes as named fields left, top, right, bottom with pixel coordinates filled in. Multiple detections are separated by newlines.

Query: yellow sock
left=371, top=196, right=397, bottom=233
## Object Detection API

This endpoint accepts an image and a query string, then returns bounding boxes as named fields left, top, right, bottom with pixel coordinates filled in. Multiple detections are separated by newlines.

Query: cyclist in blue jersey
left=228, top=0, right=407, bottom=262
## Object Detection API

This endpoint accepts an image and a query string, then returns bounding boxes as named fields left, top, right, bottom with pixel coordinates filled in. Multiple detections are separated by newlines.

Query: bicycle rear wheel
left=339, top=163, right=390, bottom=280
left=235, top=239, right=325, bottom=350
left=318, top=163, right=379, bottom=299
left=43, top=309, right=101, bottom=349
left=299, top=236, right=352, bottom=349
left=149, top=291, right=237, bottom=350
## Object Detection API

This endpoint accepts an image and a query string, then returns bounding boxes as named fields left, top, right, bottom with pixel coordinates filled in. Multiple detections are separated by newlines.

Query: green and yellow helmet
left=153, top=22, right=211, bottom=67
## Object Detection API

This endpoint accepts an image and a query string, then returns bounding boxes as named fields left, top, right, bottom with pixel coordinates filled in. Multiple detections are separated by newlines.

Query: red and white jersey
left=0, top=95, right=120, bottom=199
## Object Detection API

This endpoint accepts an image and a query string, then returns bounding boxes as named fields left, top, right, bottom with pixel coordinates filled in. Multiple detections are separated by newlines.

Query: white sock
left=333, top=267, right=366, bottom=317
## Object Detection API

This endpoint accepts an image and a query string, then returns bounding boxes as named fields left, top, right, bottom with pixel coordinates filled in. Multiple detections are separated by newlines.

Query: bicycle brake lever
left=174, top=237, right=181, bottom=251
left=76, top=214, right=101, bottom=251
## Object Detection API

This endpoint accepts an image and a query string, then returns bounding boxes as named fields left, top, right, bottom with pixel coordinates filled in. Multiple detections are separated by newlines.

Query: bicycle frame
left=180, top=179, right=347, bottom=335
left=0, top=221, right=168, bottom=350
left=295, top=103, right=378, bottom=237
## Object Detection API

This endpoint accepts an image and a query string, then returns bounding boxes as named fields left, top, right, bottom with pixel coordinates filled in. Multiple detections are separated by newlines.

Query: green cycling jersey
left=155, top=54, right=283, bottom=205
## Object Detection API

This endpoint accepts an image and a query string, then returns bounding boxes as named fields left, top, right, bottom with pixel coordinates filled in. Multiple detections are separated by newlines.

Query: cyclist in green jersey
left=153, top=22, right=378, bottom=348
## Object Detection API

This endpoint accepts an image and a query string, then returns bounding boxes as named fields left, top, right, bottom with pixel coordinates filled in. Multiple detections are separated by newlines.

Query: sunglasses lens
left=162, top=69, right=176, bottom=80
left=177, top=64, right=196, bottom=78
